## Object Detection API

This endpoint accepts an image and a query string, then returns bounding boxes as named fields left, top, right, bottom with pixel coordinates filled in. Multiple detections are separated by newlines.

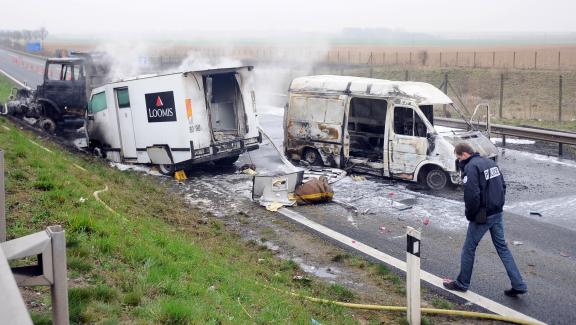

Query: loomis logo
left=145, top=91, right=176, bottom=123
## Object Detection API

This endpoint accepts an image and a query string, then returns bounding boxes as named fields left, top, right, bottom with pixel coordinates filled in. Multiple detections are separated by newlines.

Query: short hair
left=454, top=142, right=475, bottom=155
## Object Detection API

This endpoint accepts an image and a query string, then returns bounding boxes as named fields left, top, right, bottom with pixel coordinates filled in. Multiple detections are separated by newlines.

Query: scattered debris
left=293, top=275, right=312, bottom=284
left=559, top=251, right=570, bottom=258
left=351, top=175, right=365, bottom=182
left=78, top=197, right=86, bottom=203
left=311, top=319, right=321, bottom=325
left=266, top=202, right=284, bottom=212
left=529, top=211, right=542, bottom=217
left=240, top=164, right=258, bottom=175
left=294, top=176, right=333, bottom=204
left=423, top=216, right=430, bottom=225
left=511, top=241, right=523, bottom=246
left=175, top=170, right=187, bottom=181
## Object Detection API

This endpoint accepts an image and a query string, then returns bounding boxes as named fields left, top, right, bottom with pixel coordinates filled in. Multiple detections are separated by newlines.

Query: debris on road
left=529, top=211, right=543, bottom=217
left=512, top=241, right=524, bottom=246
left=423, top=216, right=430, bottom=225
left=559, top=251, right=570, bottom=258
left=294, top=176, right=334, bottom=204
left=351, top=175, right=365, bottom=182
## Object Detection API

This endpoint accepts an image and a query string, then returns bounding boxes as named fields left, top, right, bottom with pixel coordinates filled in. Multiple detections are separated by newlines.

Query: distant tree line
left=0, top=28, right=48, bottom=42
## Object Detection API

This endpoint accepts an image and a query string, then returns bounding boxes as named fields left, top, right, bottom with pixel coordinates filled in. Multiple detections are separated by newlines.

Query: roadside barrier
left=0, top=147, right=70, bottom=325
left=0, top=226, right=70, bottom=325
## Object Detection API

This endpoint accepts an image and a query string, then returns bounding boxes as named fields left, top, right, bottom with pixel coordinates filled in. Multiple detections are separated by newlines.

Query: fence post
left=559, top=74, right=563, bottom=122
left=439, top=52, right=442, bottom=67
left=409, top=52, right=412, bottom=65
left=492, top=51, right=496, bottom=68
left=396, top=52, right=399, bottom=65
left=456, top=51, right=459, bottom=67
left=534, top=51, right=537, bottom=70
left=473, top=52, right=476, bottom=68
left=405, top=70, right=409, bottom=81
left=558, top=51, right=561, bottom=70
left=0, top=149, right=5, bottom=243
left=406, top=226, right=421, bottom=325
left=499, top=73, right=504, bottom=119
left=442, top=73, right=448, bottom=116
left=513, top=52, right=516, bottom=69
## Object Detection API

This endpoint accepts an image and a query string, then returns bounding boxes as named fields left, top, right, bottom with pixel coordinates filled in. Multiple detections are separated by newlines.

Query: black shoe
left=443, top=280, right=467, bottom=292
left=504, top=288, right=527, bottom=297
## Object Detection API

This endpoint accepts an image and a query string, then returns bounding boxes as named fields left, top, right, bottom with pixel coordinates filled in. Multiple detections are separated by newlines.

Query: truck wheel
left=158, top=164, right=175, bottom=176
left=214, top=155, right=240, bottom=166
left=422, top=167, right=447, bottom=190
left=38, top=118, right=56, bottom=133
left=303, top=148, right=322, bottom=166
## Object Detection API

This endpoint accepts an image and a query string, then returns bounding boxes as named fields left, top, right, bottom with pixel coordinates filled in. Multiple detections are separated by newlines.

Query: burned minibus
left=284, top=75, right=498, bottom=189
left=86, top=66, right=261, bottom=175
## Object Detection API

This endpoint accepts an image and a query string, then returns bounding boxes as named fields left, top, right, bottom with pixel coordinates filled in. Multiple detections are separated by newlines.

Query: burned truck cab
left=284, top=75, right=498, bottom=190
left=3, top=53, right=109, bottom=132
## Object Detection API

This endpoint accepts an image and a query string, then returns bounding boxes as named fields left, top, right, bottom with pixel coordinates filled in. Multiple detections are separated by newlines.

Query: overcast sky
left=3, top=0, right=576, bottom=38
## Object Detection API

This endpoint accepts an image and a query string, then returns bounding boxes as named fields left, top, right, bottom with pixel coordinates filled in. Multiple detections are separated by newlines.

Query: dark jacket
left=459, top=153, right=506, bottom=222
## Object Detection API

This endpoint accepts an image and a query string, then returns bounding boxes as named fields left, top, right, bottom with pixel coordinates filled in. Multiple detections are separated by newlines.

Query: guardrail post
left=406, top=226, right=421, bottom=325
left=1, top=149, right=5, bottom=243
left=48, top=226, right=69, bottom=325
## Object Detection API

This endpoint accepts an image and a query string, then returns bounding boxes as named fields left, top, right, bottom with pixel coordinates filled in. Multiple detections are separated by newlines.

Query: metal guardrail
left=1, top=149, right=5, bottom=242
left=0, top=226, right=70, bottom=325
left=1, top=147, right=70, bottom=325
left=0, top=247, right=32, bottom=325
left=435, top=117, right=576, bottom=155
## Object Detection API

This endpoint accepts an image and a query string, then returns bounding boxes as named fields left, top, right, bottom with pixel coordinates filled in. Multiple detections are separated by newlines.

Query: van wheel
left=158, top=164, right=175, bottom=176
left=303, top=148, right=322, bottom=166
left=421, top=167, right=447, bottom=190
left=214, top=155, right=239, bottom=166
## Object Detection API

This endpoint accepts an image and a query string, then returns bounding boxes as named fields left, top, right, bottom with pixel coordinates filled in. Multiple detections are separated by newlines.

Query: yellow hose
left=262, top=284, right=541, bottom=325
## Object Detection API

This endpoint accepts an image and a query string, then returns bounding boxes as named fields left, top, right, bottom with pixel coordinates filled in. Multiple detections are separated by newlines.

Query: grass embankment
left=1, top=118, right=376, bottom=324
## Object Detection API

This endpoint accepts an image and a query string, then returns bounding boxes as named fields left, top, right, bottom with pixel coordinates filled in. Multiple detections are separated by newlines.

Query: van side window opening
left=116, top=88, right=130, bottom=108
left=348, top=97, right=387, bottom=159
left=394, top=106, right=427, bottom=137
left=89, top=92, right=107, bottom=114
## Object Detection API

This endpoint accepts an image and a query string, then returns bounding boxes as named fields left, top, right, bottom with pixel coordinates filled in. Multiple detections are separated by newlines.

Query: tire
left=302, top=148, right=323, bottom=166
left=158, top=164, right=175, bottom=176
left=214, top=155, right=240, bottom=166
left=38, top=118, right=56, bottom=133
left=421, top=167, right=448, bottom=190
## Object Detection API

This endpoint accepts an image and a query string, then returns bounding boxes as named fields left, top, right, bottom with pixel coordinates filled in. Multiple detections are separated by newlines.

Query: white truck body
left=86, top=66, right=260, bottom=172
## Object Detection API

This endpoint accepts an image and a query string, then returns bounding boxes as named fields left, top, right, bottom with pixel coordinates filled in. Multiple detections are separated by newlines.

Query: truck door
left=114, top=87, right=137, bottom=159
left=388, top=105, right=429, bottom=178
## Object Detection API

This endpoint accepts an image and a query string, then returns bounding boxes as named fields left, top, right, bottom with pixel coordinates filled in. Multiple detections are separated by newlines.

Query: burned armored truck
left=86, top=66, right=261, bottom=175
left=2, top=53, right=109, bottom=132
left=284, top=75, right=498, bottom=190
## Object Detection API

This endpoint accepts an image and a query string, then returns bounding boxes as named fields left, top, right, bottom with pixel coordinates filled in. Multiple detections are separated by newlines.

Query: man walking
left=443, top=142, right=527, bottom=297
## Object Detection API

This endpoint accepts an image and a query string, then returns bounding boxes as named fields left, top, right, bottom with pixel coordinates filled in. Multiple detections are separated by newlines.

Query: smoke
left=93, top=40, right=331, bottom=113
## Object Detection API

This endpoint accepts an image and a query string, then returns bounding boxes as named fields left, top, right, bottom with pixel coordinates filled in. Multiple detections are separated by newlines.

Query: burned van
left=86, top=66, right=261, bottom=175
left=284, top=75, right=498, bottom=189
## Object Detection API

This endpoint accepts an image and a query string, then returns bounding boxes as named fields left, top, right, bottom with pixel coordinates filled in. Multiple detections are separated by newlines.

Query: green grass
left=0, top=72, right=17, bottom=102
left=0, top=117, right=404, bottom=324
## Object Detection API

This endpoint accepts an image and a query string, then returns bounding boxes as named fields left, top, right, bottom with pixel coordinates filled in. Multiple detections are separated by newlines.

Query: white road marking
left=0, top=68, right=30, bottom=90
left=277, top=207, right=545, bottom=325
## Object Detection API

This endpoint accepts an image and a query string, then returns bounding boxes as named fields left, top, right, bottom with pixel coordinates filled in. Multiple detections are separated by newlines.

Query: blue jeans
left=456, top=213, right=527, bottom=291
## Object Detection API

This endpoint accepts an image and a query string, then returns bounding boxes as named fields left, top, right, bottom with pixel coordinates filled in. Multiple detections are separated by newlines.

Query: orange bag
left=294, top=176, right=334, bottom=204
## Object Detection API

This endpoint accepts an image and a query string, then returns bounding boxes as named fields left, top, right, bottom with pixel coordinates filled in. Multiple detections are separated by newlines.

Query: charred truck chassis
left=2, top=53, right=109, bottom=132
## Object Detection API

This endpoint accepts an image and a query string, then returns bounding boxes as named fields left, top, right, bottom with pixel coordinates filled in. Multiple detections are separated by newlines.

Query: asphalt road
left=0, top=48, right=44, bottom=88
left=3, top=48, right=575, bottom=324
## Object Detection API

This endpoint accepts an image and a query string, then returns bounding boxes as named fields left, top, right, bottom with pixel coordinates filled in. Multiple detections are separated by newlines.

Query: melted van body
left=284, top=75, right=498, bottom=189
left=86, top=66, right=260, bottom=174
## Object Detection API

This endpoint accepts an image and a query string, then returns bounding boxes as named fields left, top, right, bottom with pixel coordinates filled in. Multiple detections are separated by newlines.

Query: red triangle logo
left=155, top=96, right=163, bottom=107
